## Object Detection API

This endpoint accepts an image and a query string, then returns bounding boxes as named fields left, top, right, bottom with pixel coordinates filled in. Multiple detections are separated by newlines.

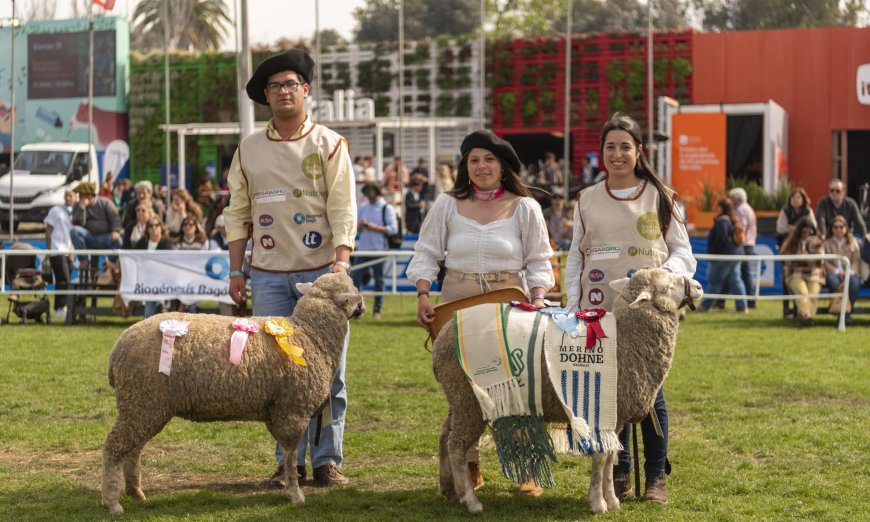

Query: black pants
left=49, top=255, right=72, bottom=310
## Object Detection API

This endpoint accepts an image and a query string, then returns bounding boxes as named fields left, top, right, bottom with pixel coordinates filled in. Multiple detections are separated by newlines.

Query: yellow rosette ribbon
left=264, top=319, right=307, bottom=366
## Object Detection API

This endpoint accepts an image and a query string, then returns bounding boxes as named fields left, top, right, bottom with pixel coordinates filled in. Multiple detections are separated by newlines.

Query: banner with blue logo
left=118, top=251, right=233, bottom=305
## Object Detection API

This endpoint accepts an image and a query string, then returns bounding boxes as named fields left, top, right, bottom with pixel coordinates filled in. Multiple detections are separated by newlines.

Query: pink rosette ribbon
left=158, top=320, right=190, bottom=375
left=576, top=308, right=607, bottom=349
left=229, top=318, right=260, bottom=366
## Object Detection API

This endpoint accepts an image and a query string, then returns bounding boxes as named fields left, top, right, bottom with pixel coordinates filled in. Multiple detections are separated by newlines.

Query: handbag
left=381, top=204, right=403, bottom=250
left=829, top=282, right=851, bottom=315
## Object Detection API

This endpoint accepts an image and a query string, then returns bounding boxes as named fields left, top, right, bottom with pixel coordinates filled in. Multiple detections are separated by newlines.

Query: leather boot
left=613, top=472, right=634, bottom=500
left=643, top=475, right=668, bottom=504
left=467, top=461, right=484, bottom=490
left=517, top=479, right=543, bottom=497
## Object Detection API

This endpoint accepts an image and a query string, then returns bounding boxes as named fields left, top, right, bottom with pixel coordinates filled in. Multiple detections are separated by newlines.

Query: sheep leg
left=587, top=452, right=608, bottom=515
left=267, top=416, right=307, bottom=505
left=122, top=447, right=146, bottom=501
left=101, top=408, right=170, bottom=515
left=447, top=413, right=486, bottom=513
left=602, top=450, right=620, bottom=511
left=438, top=414, right=457, bottom=500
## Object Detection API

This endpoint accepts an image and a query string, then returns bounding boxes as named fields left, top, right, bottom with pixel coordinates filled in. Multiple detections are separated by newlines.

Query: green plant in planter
left=698, top=181, right=721, bottom=211
left=499, top=91, right=517, bottom=123
left=672, top=57, right=692, bottom=87
left=626, top=59, right=645, bottom=103
left=728, top=179, right=791, bottom=211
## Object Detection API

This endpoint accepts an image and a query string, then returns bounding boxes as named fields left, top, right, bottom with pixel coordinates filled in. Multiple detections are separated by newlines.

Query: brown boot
left=643, top=475, right=668, bottom=504
left=468, top=461, right=484, bottom=490
left=613, top=472, right=634, bottom=500
left=517, top=479, right=543, bottom=497
left=313, top=463, right=349, bottom=487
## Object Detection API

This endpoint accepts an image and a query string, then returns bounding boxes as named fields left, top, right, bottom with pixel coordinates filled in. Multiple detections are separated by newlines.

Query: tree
left=131, top=0, right=232, bottom=53
left=692, top=0, right=867, bottom=31
left=313, top=29, right=349, bottom=48
left=353, top=0, right=480, bottom=42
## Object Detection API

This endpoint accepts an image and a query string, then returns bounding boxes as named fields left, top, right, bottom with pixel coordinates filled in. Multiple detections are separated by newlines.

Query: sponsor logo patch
left=252, top=188, right=287, bottom=203
left=293, top=212, right=305, bottom=225
left=293, top=212, right=323, bottom=224
left=259, top=214, right=274, bottom=227
left=628, top=245, right=668, bottom=259
left=585, top=245, right=621, bottom=260
left=293, top=188, right=328, bottom=198
left=302, top=231, right=323, bottom=249
left=637, top=212, right=661, bottom=240
left=588, top=269, right=605, bottom=282
left=260, top=235, right=275, bottom=249
left=301, top=153, right=324, bottom=180
left=588, top=288, right=604, bottom=305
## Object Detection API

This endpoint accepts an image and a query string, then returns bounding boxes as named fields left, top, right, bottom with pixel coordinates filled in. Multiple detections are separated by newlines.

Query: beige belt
left=446, top=269, right=520, bottom=282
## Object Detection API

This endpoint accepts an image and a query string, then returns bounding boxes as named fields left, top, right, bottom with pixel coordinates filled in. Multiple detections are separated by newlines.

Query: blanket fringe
left=492, top=416, right=557, bottom=487
left=548, top=424, right=623, bottom=455
left=477, top=379, right=526, bottom=421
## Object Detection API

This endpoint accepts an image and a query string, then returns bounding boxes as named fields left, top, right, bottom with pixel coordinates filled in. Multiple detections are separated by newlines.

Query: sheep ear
left=609, top=277, right=630, bottom=294
left=296, top=282, right=314, bottom=295
left=335, top=293, right=363, bottom=305
left=629, top=290, right=652, bottom=309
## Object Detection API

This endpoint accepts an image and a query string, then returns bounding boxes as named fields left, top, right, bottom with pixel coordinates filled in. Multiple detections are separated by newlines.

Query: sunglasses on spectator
left=183, top=222, right=196, bottom=227
left=832, top=224, right=846, bottom=229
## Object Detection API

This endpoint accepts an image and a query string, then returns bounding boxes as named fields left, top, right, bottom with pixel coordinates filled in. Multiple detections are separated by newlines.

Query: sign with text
left=28, top=30, right=116, bottom=99
left=119, top=251, right=234, bottom=305
left=670, top=112, right=726, bottom=220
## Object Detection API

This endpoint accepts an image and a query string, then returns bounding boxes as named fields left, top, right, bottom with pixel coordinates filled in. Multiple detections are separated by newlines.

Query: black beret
left=460, top=130, right=522, bottom=174
left=246, top=49, right=315, bottom=105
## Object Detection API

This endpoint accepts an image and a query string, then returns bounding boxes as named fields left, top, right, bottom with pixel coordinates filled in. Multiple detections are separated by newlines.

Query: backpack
left=382, top=204, right=403, bottom=249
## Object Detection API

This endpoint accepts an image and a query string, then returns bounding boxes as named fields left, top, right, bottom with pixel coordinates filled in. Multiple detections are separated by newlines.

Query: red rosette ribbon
left=576, top=308, right=608, bottom=348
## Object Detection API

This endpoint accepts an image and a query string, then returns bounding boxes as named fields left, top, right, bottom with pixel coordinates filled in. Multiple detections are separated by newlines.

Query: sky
left=0, top=0, right=367, bottom=49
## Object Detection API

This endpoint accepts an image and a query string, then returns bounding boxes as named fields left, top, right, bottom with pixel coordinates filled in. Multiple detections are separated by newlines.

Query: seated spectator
left=135, top=216, right=174, bottom=318
left=698, top=198, right=747, bottom=313
left=780, top=216, right=825, bottom=326
left=175, top=216, right=209, bottom=250
left=165, top=188, right=203, bottom=238
left=70, top=182, right=122, bottom=271
left=209, top=214, right=228, bottom=251
left=122, top=180, right=163, bottom=228
left=822, top=215, right=862, bottom=325
left=776, top=187, right=816, bottom=247
left=196, top=177, right=214, bottom=207
left=113, top=178, right=134, bottom=210
left=122, top=201, right=154, bottom=249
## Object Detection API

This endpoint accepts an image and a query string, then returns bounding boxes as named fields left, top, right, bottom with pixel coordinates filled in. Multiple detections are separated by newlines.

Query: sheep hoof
left=605, top=495, right=620, bottom=511
left=589, top=500, right=608, bottom=515
left=461, top=497, right=483, bottom=513
left=285, top=488, right=305, bottom=505
left=104, top=501, right=124, bottom=515
left=125, top=487, right=146, bottom=501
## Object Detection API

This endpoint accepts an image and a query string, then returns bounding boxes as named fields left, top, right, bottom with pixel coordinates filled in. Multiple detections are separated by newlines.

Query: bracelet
left=417, top=290, right=430, bottom=297
left=333, top=260, right=351, bottom=271
left=531, top=294, right=545, bottom=301
left=228, top=270, right=245, bottom=278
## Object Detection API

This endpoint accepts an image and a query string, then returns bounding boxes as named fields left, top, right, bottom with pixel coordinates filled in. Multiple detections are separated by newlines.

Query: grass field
left=0, top=295, right=868, bottom=521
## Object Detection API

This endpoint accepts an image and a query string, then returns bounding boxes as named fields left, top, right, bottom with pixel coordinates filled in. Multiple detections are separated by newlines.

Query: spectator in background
left=165, top=188, right=203, bottom=238
left=175, top=215, right=209, bottom=251
left=113, top=178, right=134, bottom=210
left=209, top=213, right=228, bottom=251
left=780, top=216, right=825, bottom=327
left=822, top=215, right=862, bottom=325
left=216, top=167, right=230, bottom=191
left=729, top=188, right=758, bottom=308
left=351, top=183, right=398, bottom=321
left=153, top=185, right=169, bottom=217
left=433, top=163, right=455, bottom=201
left=546, top=195, right=572, bottom=251
left=776, top=187, right=816, bottom=247
left=816, top=179, right=866, bottom=239
left=540, top=151, right=563, bottom=193
left=196, top=177, right=214, bottom=207
left=121, top=180, right=162, bottom=228
left=98, top=181, right=113, bottom=199
left=382, top=156, right=409, bottom=203
left=411, top=157, right=429, bottom=180
left=580, top=156, right=596, bottom=187
left=404, top=177, right=427, bottom=233
left=43, top=189, right=76, bottom=318
left=697, top=198, right=747, bottom=313
left=122, top=201, right=154, bottom=249
left=135, top=216, right=174, bottom=318
left=69, top=182, right=122, bottom=272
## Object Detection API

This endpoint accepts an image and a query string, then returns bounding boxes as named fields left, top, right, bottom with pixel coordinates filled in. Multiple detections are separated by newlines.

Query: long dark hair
left=716, top=198, right=745, bottom=245
left=600, top=113, right=681, bottom=235
left=450, top=151, right=532, bottom=199
left=780, top=216, right=817, bottom=255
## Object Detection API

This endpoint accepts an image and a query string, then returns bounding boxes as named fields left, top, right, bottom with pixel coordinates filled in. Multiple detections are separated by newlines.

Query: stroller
left=3, top=243, right=51, bottom=325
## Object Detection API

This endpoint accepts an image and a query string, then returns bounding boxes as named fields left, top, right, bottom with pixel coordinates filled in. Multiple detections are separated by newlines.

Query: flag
left=93, top=0, right=116, bottom=10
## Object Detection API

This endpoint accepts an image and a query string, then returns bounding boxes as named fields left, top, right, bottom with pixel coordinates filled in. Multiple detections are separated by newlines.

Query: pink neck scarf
left=471, top=184, right=505, bottom=201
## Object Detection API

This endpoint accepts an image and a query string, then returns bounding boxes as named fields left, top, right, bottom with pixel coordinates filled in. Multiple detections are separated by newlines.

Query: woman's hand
left=531, top=298, right=546, bottom=309
left=416, top=295, right=435, bottom=329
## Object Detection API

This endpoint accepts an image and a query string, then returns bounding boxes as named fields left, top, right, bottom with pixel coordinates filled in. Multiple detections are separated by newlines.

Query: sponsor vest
left=239, top=125, right=341, bottom=272
left=577, top=181, right=670, bottom=310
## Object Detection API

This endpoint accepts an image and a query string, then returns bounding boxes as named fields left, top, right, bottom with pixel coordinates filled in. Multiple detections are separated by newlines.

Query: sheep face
left=609, top=268, right=703, bottom=314
left=296, top=272, right=366, bottom=319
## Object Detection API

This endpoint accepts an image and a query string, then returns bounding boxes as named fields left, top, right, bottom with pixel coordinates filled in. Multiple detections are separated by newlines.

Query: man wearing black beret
left=223, top=48, right=356, bottom=489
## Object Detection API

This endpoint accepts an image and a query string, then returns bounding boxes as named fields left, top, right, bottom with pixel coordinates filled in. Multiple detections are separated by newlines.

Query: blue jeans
left=143, top=301, right=164, bottom=318
left=615, top=387, right=670, bottom=481
left=69, top=226, right=122, bottom=262
left=825, top=273, right=861, bottom=308
left=350, top=256, right=385, bottom=312
left=251, top=266, right=348, bottom=469
left=739, top=245, right=757, bottom=307
left=701, top=260, right=746, bottom=311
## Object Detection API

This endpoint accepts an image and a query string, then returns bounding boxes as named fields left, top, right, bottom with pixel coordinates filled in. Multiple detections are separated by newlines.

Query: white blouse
left=406, top=195, right=555, bottom=291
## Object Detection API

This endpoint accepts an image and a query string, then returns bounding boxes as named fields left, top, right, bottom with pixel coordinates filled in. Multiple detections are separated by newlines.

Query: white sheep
left=100, top=273, right=364, bottom=515
left=432, top=268, right=702, bottom=515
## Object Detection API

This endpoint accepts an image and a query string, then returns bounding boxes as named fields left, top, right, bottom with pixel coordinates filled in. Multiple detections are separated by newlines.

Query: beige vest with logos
left=239, top=125, right=342, bottom=272
left=576, top=181, right=670, bottom=310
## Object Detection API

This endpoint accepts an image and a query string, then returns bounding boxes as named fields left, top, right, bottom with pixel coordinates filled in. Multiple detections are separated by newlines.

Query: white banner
left=119, top=251, right=234, bottom=305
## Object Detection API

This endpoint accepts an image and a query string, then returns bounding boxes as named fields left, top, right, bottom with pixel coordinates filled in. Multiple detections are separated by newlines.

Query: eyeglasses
left=829, top=188, right=842, bottom=193
left=267, top=80, right=303, bottom=94
left=183, top=222, right=196, bottom=227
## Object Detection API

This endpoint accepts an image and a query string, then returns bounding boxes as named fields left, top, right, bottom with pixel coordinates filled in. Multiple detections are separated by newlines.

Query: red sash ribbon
left=576, top=308, right=607, bottom=348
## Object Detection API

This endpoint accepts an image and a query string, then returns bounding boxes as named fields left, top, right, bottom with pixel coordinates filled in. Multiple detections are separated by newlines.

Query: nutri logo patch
left=588, top=288, right=604, bottom=305
left=588, top=269, right=605, bottom=282
left=259, top=214, right=274, bottom=227
left=302, top=231, right=322, bottom=249
left=260, top=235, right=275, bottom=249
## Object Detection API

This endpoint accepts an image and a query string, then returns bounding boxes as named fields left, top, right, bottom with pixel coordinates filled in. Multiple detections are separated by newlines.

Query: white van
left=0, top=142, right=98, bottom=232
